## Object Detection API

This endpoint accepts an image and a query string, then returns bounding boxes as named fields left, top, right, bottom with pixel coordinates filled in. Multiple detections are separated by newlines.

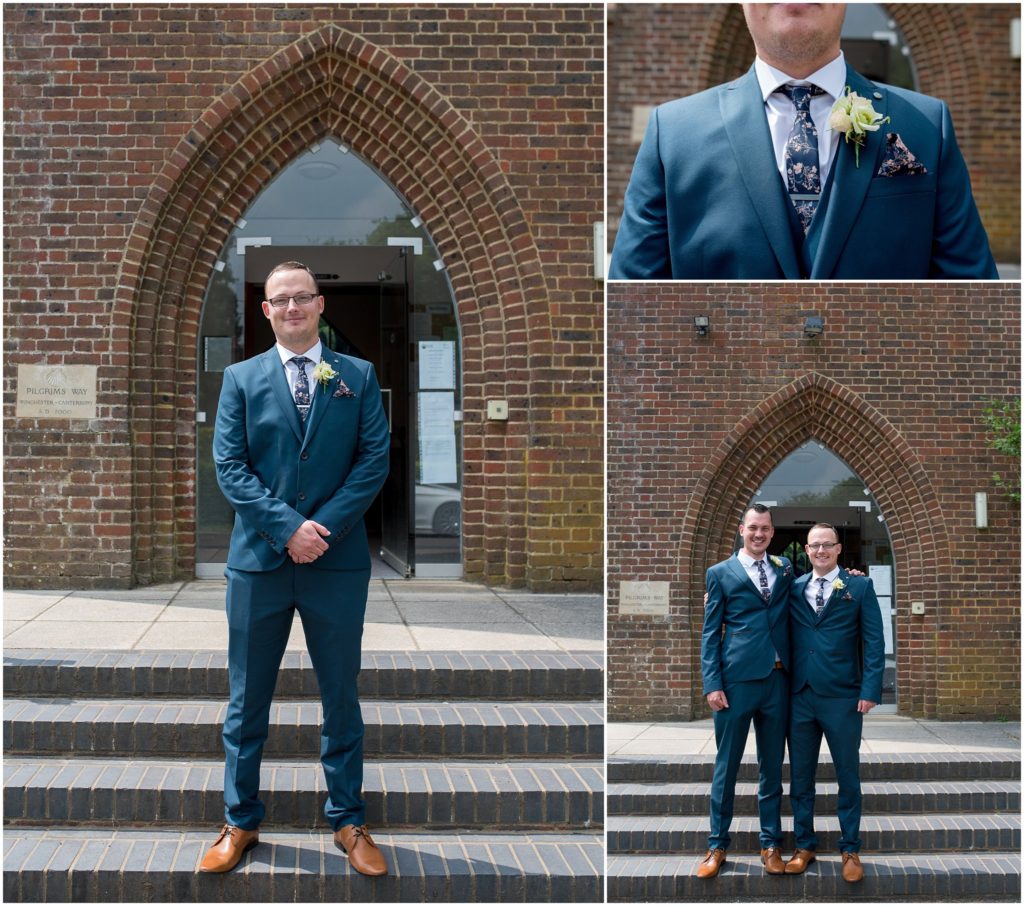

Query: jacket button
left=301, top=453, right=309, bottom=460
left=298, top=493, right=306, bottom=501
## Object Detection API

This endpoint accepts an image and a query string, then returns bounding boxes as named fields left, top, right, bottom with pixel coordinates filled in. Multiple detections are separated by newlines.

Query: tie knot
left=778, top=83, right=823, bottom=110
left=290, top=356, right=311, bottom=368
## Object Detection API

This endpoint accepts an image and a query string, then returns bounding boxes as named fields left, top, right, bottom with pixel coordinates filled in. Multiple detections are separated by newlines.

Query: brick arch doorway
left=679, top=373, right=949, bottom=719
left=113, top=25, right=554, bottom=589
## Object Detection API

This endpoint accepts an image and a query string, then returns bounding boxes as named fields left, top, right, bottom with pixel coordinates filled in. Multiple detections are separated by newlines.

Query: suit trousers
left=708, top=668, right=788, bottom=850
left=788, top=686, right=864, bottom=852
left=222, top=561, right=370, bottom=831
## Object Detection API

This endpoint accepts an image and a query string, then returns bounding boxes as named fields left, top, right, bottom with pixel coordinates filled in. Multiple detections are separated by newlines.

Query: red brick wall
left=607, top=283, right=1021, bottom=720
left=3, top=4, right=603, bottom=590
left=607, top=3, right=1021, bottom=262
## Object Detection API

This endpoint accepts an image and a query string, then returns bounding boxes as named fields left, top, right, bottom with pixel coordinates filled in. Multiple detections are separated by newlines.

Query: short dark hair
left=807, top=522, right=840, bottom=543
left=741, top=503, right=773, bottom=525
left=264, top=260, right=319, bottom=297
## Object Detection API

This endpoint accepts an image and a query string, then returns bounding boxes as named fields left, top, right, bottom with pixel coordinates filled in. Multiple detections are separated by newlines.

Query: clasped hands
left=285, top=519, right=331, bottom=564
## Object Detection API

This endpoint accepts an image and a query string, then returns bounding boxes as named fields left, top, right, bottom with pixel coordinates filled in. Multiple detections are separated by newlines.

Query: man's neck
left=812, top=566, right=838, bottom=579
left=278, top=340, right=318, bottom=357
left=743, top=549, right=766, bottom=562
left=756, top=49, right=842, bottom=82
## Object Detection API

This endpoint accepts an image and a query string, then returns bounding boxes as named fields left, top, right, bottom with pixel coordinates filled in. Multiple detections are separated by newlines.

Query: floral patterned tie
left=777, top=84, right=825, bottom=234
left=290, top=356, right=311, bottom=422
left=815, top=577, right=828, bottom=615
left=754, top=559, right=771, bottom=602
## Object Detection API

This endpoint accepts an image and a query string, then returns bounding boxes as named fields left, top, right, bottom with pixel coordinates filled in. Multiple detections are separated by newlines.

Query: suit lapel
left=726, top=555, right=755, bottom=595
left=301, top=347, right=341, bottom=449
left=720, top=67, right=803, bottom=279
left=810, top=67, right=889, bottom=278
left=258, top=348, right=303, bottom=443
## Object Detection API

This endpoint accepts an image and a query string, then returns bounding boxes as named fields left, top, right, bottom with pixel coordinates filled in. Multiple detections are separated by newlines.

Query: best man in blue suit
left=609, top=3, right=997, bottom=279
left=201, top=261, right=391, bottom=876
left=784, top=523, right=885, bottom=884
left=698, top=504, right=793, bottom=879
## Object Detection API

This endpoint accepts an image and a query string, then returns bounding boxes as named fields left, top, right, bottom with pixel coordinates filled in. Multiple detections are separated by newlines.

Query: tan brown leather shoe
left=695, top=848, right=726, bottom=879
left=842, top=852, right=864, bottom=882
left=334, top=824, right=388, bottom=876
left=198, top=824, right=259, bottom=873
left=760, top=846, right=785, bottom=874
left=784, top=848, right=816, bottom=874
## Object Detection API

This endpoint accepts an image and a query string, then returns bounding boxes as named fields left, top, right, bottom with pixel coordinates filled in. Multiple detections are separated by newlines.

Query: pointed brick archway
left=111, top=25, right=552, bottom=588
left=678, top=373, right=950, bottom=718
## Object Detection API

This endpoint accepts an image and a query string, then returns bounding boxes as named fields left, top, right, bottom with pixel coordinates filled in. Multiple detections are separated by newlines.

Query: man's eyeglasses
left=806, top=542, right=838, bottom=551
left=267, top=293, right=319, bottom=308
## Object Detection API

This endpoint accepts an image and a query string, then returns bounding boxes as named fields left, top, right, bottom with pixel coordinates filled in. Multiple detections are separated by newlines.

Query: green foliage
left=982, top=398, right=1021, bottom=504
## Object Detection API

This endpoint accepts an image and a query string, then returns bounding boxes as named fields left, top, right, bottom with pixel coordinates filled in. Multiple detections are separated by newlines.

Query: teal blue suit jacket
left=789, top=569, right=885, bottom=702
left=610, top=65, right=997, bottom=279
left=213, top=346, right=390, bottom=572
left=702, top=554, right=793, bottom=696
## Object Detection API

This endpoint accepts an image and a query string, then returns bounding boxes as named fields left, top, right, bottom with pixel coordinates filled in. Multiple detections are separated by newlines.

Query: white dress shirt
left=275, top=340, right=322, bottom=398
left=804, top=566, right=842, bottom=612
left=737, top=549, right=776, bottom=595
left=754, top=52, right=848, bottom=189
left=737, top=550, right=780, bottom=662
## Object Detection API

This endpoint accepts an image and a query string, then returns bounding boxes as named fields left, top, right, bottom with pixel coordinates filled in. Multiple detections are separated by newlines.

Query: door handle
left=381, top=388, right=392, bottom=433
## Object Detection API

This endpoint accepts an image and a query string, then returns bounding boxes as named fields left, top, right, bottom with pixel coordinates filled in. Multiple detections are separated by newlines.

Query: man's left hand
left=857, top=699, right=877, bottom=713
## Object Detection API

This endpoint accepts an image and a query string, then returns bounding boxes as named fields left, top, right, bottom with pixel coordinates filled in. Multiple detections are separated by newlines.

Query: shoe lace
left=351, top=826, right=379, bottom=849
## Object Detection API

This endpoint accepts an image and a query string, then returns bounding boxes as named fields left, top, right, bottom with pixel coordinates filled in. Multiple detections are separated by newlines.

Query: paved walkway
left=609, top=715, right=1022, bottom=757
left=3, top=580, right=602, bottom=653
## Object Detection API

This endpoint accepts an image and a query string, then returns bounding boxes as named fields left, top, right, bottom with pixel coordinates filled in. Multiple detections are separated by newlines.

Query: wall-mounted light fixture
left=694, top=315, right=710, bottom=337
left=975, top=492, right=988, bottom=529
left=803, top=316, right=824, bottom=338
left=1012, top=18, right=1020, bottom=59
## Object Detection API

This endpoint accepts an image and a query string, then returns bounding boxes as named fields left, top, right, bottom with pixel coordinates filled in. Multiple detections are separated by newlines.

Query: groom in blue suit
left=202, top=261, right=391, bottom=876
left=609, top=3, right=997, bottom=279
left=784, top=523, right=885, bottom=884
left=698, top=504, right=793, bottom=879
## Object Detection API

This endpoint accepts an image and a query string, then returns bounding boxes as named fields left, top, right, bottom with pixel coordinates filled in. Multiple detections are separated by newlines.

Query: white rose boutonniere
left=832, top=579, right=846, bottom=591
left=312, top=359, right=337, bottom=390
left=828, top=87, right=889, bottom=168
left=769, top=556, right=783, bottom=568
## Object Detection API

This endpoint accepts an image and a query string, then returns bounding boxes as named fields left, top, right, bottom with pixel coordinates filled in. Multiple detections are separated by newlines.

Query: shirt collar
left=810, top=566, right=842, bottom=585
left=275, top=340, right=322, bottom=367
left=737, top=550, right=768, bottom=568
left=754, top=51, right=847, bottom=104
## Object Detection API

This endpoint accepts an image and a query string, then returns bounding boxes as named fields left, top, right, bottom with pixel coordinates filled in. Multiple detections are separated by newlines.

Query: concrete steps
left=608, top=779, right=1020, bottom=816
left=3, top=829, right=602, bottom=903
left=607, top=751, right=1020, bottom=902
left=3, top=650, right=604, bottom=902
left=608, top=852, right=1020, bottom=902
left=3, top=650, right=602, bottom=701
left=5, top=757, right=601, bottom=830
left=608, top=813, right=1020, bottom=854
left=4, top=698, right=602, bottom=759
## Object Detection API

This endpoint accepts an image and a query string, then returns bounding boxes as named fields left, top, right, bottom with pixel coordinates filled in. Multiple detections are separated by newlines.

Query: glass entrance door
left=195, top=141, right=463, bottom=578
left=747, top=442, right=897, bottom=705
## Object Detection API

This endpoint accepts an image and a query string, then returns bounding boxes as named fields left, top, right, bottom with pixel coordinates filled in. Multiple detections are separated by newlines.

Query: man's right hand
left=706, top=690, right=729, bottom=712
left=285, top=520, right=331, bottom=564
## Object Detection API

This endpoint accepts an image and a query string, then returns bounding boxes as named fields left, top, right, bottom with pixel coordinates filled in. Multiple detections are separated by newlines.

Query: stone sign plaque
left=16, top=364, right=98, bottom=419
left=619, top=580, right=671, bottom=616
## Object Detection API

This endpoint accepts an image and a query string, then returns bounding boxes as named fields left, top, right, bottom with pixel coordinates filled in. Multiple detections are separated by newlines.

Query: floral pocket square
left=876, top=132, right=928, bottom=177
left=332, top=379, right=356, bottom=398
